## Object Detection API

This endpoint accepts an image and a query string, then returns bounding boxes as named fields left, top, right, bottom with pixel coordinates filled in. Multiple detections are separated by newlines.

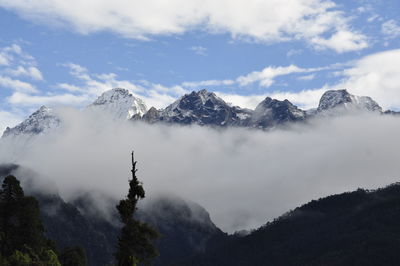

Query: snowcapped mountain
left=317, top=89, right=382, bottom=113
left=2, top=88, right=147, bottom=138
left=1, top=88, right=395, bottom=138
left=157, top=89, right=252, bottom=126
left=2, top=106, right=61, bottom=138
left=87, top=88, right=147, bottom=119
left=247, top=97, right=306, bottom=128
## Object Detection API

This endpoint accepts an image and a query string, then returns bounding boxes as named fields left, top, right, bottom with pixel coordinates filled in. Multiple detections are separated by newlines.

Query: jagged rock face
left=87, top=88, right=147, bottom=119
left=2, top=88, right=391, bottom=138
left=317, top=89, right=382, bottom=113
left=159, top=89, right=251, bottom=126
left=248, top=97, right=305, bottom=128
left=2, top=106, right=61, bottom=138
left=142, top=107, right=161, bottom=124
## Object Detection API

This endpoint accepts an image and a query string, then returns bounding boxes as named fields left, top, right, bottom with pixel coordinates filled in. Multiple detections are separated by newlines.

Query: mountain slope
left=247, top=97, right=306, bottom=128
left=86, top=88, right=147, bottom=119
left=157, top=89, right=252, bottom=126
left=317, top=89, right=382, bottom=113
left=0, top=164, right=225, bottom=266
left=2, top=88, right=148, bottom=138
left=183, top=183, right=400, bottom=266
left=2, top=88, right=395, bottom=138
left=2, top=106, right=61, bottom=138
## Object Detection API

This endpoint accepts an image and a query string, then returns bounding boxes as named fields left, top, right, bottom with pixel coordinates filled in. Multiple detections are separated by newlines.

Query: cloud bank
left=0, top=0, right=367, bottom=52
left=1, top=109, right=399, bottom=233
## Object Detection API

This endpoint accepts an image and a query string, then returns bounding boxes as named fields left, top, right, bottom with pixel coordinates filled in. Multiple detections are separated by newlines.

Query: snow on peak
left=160, top=89, right=251, bottom=125
left=162, top=89, right=222, bottom=117
left=318, top=89, right=382, bottom=113
left=2, top=105, right=61, bottom=138
left=88, top=88, right=147, bottom=119
left=249, top=97, right=305, bottom=128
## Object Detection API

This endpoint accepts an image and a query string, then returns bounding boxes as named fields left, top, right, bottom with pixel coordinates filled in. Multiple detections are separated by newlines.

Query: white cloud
left=311, top=30, right=368, bottom=53
left=286, top=49, right=302, bottom=57
left=216, top=88, right=325, bottom=110
left=190, top=46, right=207, bottom=56
left=0, top=0, right=368, bottom=52
left=60, top=63, right=143, bottom=96
left=236, top=65, right=328, bottom=87
left=381, top=20, right=400, bottom=39
left=56, top=63, right=187, bottom=109
left=8, top=92, right=90, bottom=107
left=0, top=44, right=22, bottom=66
left=215, top=92, right=267, bottom=109
left=6, top=66, right=43, bottom=80
left=236, top=65, right=308, bottom=87
left=0, top=44, right=44, bottom=96
left=0, top=110, right=22, bottom=134
left=182, top=79, right=234, bottom=88
left=298, top=74, right=316, bottom=81
left=56, top=83, right=83, bottom=92
left=332, top=49, right=400, bottom=110
left=216, top=49, right=400, bottom=111
left=0, top=54, right=9, bottom=66
left=367, top=14, right=380, bottom=23
left=3, top=44, right=22, bottom=55
left=267, top=88, right=326, bottom=109
left=180, top=64, right=326, bottom=90
left=0, top=75, right=37, bottom=93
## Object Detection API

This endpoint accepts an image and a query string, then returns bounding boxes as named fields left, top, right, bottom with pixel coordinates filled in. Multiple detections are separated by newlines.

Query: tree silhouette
left=0, top=175, right=63, bottom=265
left=115, top=152, right=158, bottom=266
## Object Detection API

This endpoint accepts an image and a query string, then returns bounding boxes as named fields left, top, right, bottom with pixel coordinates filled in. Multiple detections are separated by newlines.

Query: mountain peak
left=260, top=97, right=292, bottom=107
left=198, top=88, right=209, bottom=94
left=2, top=105, right=60, bottom=138
left=36, top=105, right=51, bottom=113
left=317, top=89, right=382, bottom=113
left=187, top=89, right=218, bottom=105
left=249, top=97, right=305, bottom=128
left=88, top=88, right=147, bottom=119
left=159, top=89, right=250, bottom=126
left=317, top=89, right=352, bottom=111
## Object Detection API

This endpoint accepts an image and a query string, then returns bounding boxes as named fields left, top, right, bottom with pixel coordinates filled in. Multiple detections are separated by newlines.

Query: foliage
left=115, top=152, right=158, bottom=266
left=59, top=246, right=87, bottom=266
left=182, top=183, right=400, bottom=266
left=0, top=175, right=63, bottom=265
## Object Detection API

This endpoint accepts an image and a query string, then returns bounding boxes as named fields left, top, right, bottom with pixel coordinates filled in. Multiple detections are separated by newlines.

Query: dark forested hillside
left=4, top=163, right=400, bottom=266
left=183, top=183, right=400, bottom=266
left=0, top=164, right=225, bottom=266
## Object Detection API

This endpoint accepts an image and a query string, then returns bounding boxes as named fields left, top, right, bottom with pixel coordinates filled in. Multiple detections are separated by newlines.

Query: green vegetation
left=115, top=152, right=158, bottom=266
left=0, top=175, right=87, bottom=266
left=182, top=183, right=400, bottom=266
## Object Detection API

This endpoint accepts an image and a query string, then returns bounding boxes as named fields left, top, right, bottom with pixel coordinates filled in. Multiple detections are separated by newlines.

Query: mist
left=0, top=109, right=399, bottom=233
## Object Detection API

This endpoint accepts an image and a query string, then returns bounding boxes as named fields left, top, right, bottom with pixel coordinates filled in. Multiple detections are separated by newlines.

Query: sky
left=0, top=0, right=399, bottom=132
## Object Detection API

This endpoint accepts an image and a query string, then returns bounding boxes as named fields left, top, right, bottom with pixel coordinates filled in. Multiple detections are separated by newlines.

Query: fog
left=0, top=109, right=399, bottom=233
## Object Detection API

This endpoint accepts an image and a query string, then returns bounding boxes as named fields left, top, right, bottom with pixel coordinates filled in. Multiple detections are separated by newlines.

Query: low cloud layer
left=1, top=110, right=399, bottom=233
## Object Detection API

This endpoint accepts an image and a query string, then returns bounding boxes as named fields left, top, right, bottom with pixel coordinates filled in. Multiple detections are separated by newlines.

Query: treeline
left=0, top=175, right=86, bottom=265
left=0, top=152, right=158, bottom=266
left=180, top=183, right=400, bottom=266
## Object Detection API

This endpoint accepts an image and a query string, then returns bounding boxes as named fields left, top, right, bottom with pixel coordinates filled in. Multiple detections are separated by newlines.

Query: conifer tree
left=115, top=152, right=158, bottom=266
left=0, top=175, right=63, bottom=265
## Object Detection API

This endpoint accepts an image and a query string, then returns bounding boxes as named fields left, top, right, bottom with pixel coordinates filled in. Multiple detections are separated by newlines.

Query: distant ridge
left=2, top=88, right=396, bottom=138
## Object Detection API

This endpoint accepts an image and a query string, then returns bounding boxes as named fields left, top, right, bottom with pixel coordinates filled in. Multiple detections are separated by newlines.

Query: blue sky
left=0, top=0, right=399, bottom=131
